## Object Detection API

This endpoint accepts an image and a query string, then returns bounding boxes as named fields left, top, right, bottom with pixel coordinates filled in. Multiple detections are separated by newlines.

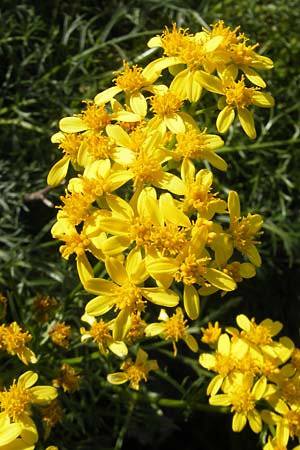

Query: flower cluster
left=47, top=22, right=271, bottom=379
left=200, top=315, right=300, bottom=449
left=45, top=22, right=287, bottom=447
left=0, top=371, right=57, bottom=450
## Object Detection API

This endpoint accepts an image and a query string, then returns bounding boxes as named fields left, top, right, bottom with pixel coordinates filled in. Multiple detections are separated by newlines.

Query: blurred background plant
left=0, top=1, right=299, bottom=449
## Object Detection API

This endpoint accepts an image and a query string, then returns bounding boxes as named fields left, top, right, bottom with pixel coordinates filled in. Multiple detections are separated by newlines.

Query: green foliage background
left=0, top=1, right=299, bottom=449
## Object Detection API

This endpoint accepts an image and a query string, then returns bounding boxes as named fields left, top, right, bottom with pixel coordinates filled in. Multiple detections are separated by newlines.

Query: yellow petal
left=228, top=190, right=240, bottom=219
left=242, top=66, right=266, bottom=88
left=47, top=156, right=70, bottom=187
left=85, top=295, right=115, bottom=316
left=0, top=422, right=21, bottom=446
left=216, top=106, right=235, bottom=134
left=94, top=86, right=122, bottom=104
left=130, top=92, right=148, bottom=116
left=106, top=124, right=131, bottom=147
left=18, top=371, right=38, bottom=389
left=205, top=268, right=236, bottom=291
left=107, top=372, right=128, bottom=385
left=232, top=412, right=247, bottom=432
left=59, top=116, right=87, bottom=133
left=30, top=386, right=57, bottom=404
left=165, top=114, right=186, bottom=134
left=77, top=253, right=94, bottom=286
left=197, top=70, right=224, bottom=94
left=144, top=323, right=165, bottom=337
left=184, top=334, right=199, bottom=352
left=238, top=108, right=256, bottom=139
left=183, top=285, right=200, bottom=320
left=108, top=341, right=128, bottom=357
left=105, top=257, right=128, bottom=286
left=252, top=91, right=275, bottom=108
left=142, top=287, right=179, bottom=307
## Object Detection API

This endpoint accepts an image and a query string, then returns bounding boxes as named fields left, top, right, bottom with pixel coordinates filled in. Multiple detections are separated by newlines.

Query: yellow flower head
left=107, top=348, right=159, bottom=390
left=52, top=364, right=80, bottom=393
left=145, top=307, right=198, bottom=356
left=48, top=322, right=72, bottom=349
left=0, top=370, right=57, bottom=444
left=201, top=321, right=222, bottom=345
left=0, top=322, right=37, bottom=365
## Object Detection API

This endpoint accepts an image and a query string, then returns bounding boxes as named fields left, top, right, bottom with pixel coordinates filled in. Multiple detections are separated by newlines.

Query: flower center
left=230, top=390, right=255, bottom=414
left=84, top=133, right=115, bottom=160
left=285, top=410, right=300, bottom=439
left=130, top=151, right=162, bottom=186
left=0, top=322, right=32, bottom=355
left=163, top=308, right=188, bottom=342
left=240, top=320, right=273, bottom=346
left=89, top=320, right=111, bottom=344
left=130, top=217, right=152, bottom=247
left=59, top=133, right=83, bottom=163
left=0, top=382, right=31, bottom=421
left=150, top=91, right=183, bottom=117
left=58, top=191, right=92, bottom=226
left=59, top=232, right=90, bottom=259
left=115, top=62, right=146, bottom=93
left=230, top=214, right=262, bottom=253
left=160, top=23, right=189, bottom=56
left=175, top=254, right=210, bottom=285
left=150, top=224, right=188, bottom=256
left=79, top=102, right=110, bottom=130
left=115, top=283, right=145, bottom=314
left=225, top=78, right=257, bottom=109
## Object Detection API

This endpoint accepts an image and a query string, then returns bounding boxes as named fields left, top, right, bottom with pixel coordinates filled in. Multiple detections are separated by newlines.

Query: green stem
left=216, top=138, right=300, bottom=153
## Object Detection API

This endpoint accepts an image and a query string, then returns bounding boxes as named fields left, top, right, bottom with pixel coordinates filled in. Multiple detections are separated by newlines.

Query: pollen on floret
left=58, top=133, right=83, bottom=163
left=0, top=381, right=32, bottom=421
left=52, top=363, right=80, bottom=393
left=58, top=190, right=93, bottom=226
left=59, top=231, right=91, bottom=259
left=115, top=283, right=146, bottom=314
left=175, top=254, right=210, bottom=285
left=114, top=61, right=146, bottom=93
left=78, top=102, right=110, bottom=130
left=150, top=91, right=183, bottom=117
left=84, top=133, right=116, bottom=160
left=49, top=322, right=72, bottom=348
left=160, top=23, right=190, bottom=56
left=225, top=77, right=258, bottom=109
left=201, top=321, right=222, bottom=345
left=150, top=224, right=188, bottom=256
left=0, top=322, right=32, bottom=355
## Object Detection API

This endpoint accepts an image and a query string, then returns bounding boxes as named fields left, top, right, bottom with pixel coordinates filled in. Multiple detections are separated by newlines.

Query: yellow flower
left=94, top=60, right=161, bottom=116
left=145, top=307, right=198, bottom=356
left=228, top=190, right=264, bottom=266
left=148, top=24, right=224, bottom=102
left=180, top=160, right=228, bottom=218
left=0, top=371, right=57, bottom=445
left=209, top=372, right=267, bottom=433
left=174, top=125, right=226, bottom=171
left=106, top=125, right=185, bottom=193
left=80, top=313, right=128, bottom=357
left=107, top=348, right=158, bottom=390
left=48, top=322, right=71, bottom=349
left=0, top=322, right=37, bottom=365
left=52, top=364, right=80, bottom=393
left=197, top=72, right=274, bottom=138
left=0, top=413, right=21, bottom=448
left=146, top=226, right=236, bottom=319
left=200, top=321, right=222, bottom=345
left=84, top=247, right=179, bottom=340
left=47, top=132, right=83, bottom=187
left=199, top=332, right=247, bottom=395
left=261, top=400, right=300, bottom=447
